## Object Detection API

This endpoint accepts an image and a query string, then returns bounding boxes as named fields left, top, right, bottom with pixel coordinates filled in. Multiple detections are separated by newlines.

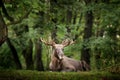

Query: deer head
left=40, top=38, right=74, bottom=60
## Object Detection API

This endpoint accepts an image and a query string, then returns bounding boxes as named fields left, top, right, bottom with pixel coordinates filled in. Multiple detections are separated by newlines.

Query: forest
left=0, top=0, right=120, bottom=80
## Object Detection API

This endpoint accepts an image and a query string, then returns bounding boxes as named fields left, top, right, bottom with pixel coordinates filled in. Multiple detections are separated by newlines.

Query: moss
left=0, top=70, right=119, bottom=80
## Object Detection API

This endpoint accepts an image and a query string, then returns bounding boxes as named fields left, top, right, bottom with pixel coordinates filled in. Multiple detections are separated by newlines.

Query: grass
left=0, top=70, right=119, bottom=80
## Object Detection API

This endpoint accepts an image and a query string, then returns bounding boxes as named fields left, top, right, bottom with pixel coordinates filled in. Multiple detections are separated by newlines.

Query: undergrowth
left=0, top=70, right=119, bottom=80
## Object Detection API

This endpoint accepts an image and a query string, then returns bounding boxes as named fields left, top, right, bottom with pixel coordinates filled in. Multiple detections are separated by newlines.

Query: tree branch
left=0, top=0, right=14, bottom=21
left=7, top=8, right=32, bottom=26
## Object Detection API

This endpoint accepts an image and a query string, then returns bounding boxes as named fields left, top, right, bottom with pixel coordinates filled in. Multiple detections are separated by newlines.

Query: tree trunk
left=81, top=0, right=93, bottom=65
left=6, top=38, right=22, bottom=69
left=0, top=0, right=14, bottom=21
left=65, top=9, right=72, bottom=38
left=0, top=1, right=21, bottom=69
left=35, top=40, right=44, bottom=71
left=0, top=11, right=8, bottom=46
left=22, top=39, right=34, bottom=70
left=73, top=11, right=77, bottom=24
left=50, top=0, right=59, bottom=43
left=73, top=13, right=83, bottom=41
left=51, top=25, right=58, bottom=43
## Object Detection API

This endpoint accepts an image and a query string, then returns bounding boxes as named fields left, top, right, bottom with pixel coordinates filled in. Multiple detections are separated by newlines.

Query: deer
left=40, top=38, right=90, bottom=72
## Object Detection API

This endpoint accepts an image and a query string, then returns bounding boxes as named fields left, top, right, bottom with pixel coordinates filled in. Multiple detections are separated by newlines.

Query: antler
left=62, top=39, right=74, bottom=47
left=40, top=38, right=56, bottom=46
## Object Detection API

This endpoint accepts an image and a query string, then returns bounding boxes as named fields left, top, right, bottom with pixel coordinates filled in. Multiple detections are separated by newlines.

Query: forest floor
left=0, top=70, right=119, bottom=80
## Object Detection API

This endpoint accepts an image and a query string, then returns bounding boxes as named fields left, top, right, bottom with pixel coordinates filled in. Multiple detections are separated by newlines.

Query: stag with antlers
left=40, top=38, right=90, bottom=72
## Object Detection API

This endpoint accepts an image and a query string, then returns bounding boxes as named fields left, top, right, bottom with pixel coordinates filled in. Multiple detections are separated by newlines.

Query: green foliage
left=89, top=37, right=114, bottom=52
left=96, top=2, right=120, bottom=28
left=89, top=36, right=119, bottom=68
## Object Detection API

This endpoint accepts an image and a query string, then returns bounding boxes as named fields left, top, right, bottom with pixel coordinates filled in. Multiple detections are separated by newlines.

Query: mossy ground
left=0, top=70, right=119, bottom=80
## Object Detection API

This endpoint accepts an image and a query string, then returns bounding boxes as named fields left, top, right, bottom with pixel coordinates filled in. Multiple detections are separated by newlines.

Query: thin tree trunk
left=51, top=25, right=58, bottom=43
left=81, top=0, right=93, bottom=65
left=6, top=38, right=22, bottom=69
left=65, top=9, right=72, bottom=38
left=73, top=13, right=83, bottom=41
left=22, top=39, right=34, bottom=70
left=50, top=0, right=58, bottom=43
left=73, top=11, right=77, bottom=24
left=35, top=40, right=44, bottom=71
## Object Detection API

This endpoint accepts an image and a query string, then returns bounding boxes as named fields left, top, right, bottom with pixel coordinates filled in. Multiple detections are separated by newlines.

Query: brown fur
left=49, top=51, right=90, bottom=72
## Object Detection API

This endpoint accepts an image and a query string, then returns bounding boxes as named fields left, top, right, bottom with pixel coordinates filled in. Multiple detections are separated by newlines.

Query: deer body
left=60, top=56, right=82, bottom=71
left=41, top=38, right=90, bottom=72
